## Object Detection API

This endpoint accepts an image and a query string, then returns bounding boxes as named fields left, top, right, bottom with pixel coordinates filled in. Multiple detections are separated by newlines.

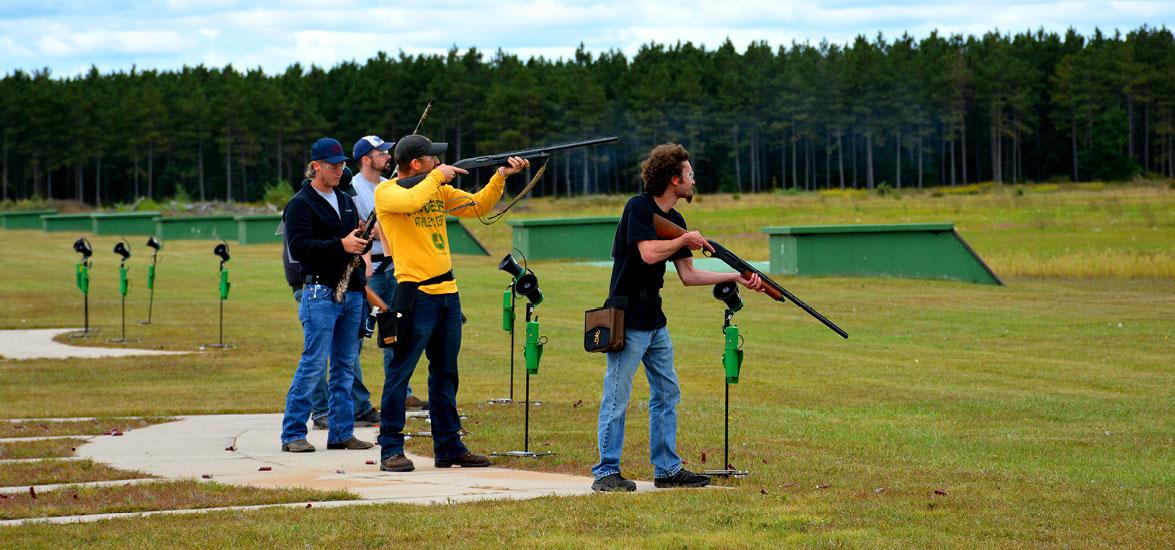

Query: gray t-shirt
left=351, top=172, right=387, bottom=259
left=313, top=187, right=340, bottom=217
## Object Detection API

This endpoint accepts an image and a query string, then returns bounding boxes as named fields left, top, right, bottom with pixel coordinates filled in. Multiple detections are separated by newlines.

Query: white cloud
left=1, top=1, right=1171, bottom=77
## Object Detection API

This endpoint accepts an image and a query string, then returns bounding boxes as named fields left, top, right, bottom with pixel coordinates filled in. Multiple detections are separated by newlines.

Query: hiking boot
left=405, top=395, right=429, bottom=410
left=654, top=468, right=711, bottom=488
left=591, top=473, right=637, bottom=492
left=434, top=452, right=491, bottom=468
left=281, top=439, right=316, bottom=453
left=312, top=416, right=328, bottom=430
left=354, top=408, right=380, bottom=427
left=380, top=454, right=415, bottom=472
left=326, top=436, right=374, bottom=450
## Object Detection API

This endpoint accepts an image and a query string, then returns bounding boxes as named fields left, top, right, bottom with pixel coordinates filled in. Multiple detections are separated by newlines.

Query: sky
left=1, top=0, right=1171, bottom=78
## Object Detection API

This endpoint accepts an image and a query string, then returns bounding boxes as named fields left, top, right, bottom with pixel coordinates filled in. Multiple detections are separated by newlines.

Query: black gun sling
left=376, top=270, right=454, bottom=349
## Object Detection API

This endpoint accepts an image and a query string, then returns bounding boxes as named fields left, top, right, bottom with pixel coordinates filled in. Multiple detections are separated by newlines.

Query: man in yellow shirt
left=373, top=134, right=529, bottom=472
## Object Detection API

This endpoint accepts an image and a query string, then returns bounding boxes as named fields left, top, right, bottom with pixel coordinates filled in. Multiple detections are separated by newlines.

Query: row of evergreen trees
left=1, top=27, right=1172, bottom=206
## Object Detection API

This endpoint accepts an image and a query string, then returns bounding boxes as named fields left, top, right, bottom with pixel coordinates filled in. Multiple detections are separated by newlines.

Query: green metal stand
left=488, top=282, right=517, bottom=404
left=491, top=303, right=553, bottom=459
left=703, top=308, right=748, bottom=478
left=207, top=263, right=232, bottom=349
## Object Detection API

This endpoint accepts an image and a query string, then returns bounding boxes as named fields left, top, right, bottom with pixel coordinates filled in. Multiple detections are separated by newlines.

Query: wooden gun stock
left=364, top=286, right=389, bottom=313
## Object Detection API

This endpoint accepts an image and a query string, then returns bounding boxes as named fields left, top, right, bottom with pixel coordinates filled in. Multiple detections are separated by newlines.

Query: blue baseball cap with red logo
left=311, top=137, right=349, bottom=163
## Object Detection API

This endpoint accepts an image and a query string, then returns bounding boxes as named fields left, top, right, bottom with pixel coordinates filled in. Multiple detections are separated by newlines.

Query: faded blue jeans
left=280, top=285, right=363, bottom=446
left=592, top=326, right=683, bottom=480
left=378, top=291, right=467, bottom=462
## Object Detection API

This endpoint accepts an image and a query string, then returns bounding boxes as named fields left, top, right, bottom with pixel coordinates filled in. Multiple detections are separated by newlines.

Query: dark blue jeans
left=378, top=291, right=467, bottom=461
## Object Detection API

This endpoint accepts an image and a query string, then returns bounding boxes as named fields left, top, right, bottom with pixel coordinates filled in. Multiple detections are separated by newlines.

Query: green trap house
left=236, top=214, right=283, bottom=245
left=762, top=223, right=1002, bottom=285
left=507, top=217, right=619, bottom=261
left=42, top=213, right=95, bottom=233
left=91, top=212, right=161, bottom=236
left=445, top=216, right=489, bottom=256
left=156, top=215, right=238, bottom=241
left=1, top=209, right=57, bottom=230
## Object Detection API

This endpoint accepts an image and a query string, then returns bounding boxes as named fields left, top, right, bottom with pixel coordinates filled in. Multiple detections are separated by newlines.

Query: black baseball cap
left=394, top=134, right=447, bottom=166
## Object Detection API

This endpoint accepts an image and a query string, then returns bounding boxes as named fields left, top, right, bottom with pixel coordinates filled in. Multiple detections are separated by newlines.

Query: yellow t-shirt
left=373, top=169, right=506, bottom=295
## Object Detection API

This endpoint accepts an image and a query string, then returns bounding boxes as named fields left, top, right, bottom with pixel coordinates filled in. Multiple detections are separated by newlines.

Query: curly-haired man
left=591, top=143, right=764, bottom=492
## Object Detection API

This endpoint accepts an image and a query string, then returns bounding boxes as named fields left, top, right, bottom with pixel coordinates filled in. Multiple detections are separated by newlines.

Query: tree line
left=1, top=26, right=1172, bottom=206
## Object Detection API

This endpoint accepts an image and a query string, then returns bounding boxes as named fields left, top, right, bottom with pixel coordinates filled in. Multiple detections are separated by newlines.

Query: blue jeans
left=281, top=286, right=363, bottom=445
left=377, top=291, right=467, bottom=461
left=592, top=326, right=682, bottom=479
left=309, top=269, right=413, bottom=421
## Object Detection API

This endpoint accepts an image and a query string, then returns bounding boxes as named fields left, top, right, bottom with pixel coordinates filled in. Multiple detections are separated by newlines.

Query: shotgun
left=396, top=136, right=619, bottom=189
left=653, top=214, right=848, bottom=339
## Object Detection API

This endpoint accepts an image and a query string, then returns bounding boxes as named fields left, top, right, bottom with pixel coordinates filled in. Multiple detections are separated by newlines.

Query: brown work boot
left=435, top=452, right=491, bottom=468
left=405, top=395, right=429, bottom=410
left=281, top=439, right=316, bottom=453
left=326, top=436, right=374, bottom=450
left=380, top=454, right=415, bottom=472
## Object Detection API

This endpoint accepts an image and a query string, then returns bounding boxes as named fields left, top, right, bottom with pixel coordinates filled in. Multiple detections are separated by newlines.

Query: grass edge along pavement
left=0, top=184, right=1171, bottom=546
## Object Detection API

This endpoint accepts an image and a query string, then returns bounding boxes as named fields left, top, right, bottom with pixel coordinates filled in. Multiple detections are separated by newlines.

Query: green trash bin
left=236, top=214, right=283, bottom=245
left=1, top=209, right=57, bottom=230
left=42, top=213, right=94, bottom=233
left=156, top=215, right=239, bottom=241
left=91, top=212, right=161, bottom=236
left=507, top=217, right=619, bottom=261
left=762, top=223, right=1002, bottom=285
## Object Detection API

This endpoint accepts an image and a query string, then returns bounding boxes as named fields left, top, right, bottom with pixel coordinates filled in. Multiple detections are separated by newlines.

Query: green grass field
left=0, top=183, right=1171, bottom=547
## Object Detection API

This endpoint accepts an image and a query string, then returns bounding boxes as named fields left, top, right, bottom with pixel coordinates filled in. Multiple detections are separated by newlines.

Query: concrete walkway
left=0, top=328, right=188, bottom=360
left=77, top=414, right=648, bottom=505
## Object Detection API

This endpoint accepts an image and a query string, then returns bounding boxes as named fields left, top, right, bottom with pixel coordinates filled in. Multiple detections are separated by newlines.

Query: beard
left=683, top=186, right=695, bottom=203
left=380, top=161, right=394, bottom=179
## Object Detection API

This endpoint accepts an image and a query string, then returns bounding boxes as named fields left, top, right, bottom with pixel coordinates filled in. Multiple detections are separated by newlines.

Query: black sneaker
left=653, top=468, right=711, bottom=488
left=312, top=416, right=328, bottom=430
left=591, top=473, right=637, bottom=492
left=434, top=452, right=492, bottom=468
left=354, top=408, right=380, bottom=427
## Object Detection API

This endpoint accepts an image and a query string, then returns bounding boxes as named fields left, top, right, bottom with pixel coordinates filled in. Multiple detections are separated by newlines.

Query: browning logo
left=593, top=329, right=601, bottom=346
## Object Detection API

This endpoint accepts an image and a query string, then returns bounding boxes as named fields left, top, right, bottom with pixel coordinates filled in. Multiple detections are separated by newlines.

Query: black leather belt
left=303, top=274, right=336, bottom=287
left=371, top=254, right=386, bottom=263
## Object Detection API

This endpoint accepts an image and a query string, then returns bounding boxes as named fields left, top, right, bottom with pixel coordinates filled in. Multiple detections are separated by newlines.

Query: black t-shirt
left=608, top=194, right=691, bottom=330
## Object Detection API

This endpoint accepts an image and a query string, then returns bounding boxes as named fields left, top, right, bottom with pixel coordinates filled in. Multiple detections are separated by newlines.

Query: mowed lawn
left=0, top=183, right=1171, bottom=547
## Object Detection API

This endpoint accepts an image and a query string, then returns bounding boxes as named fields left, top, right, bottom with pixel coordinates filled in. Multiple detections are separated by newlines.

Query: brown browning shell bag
left=584, top=297, right=626, bottom=353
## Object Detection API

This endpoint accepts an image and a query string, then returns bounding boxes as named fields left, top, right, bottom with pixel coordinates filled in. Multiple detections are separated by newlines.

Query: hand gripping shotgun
left=653, top=214, right=848, bottom=339
left=334, top=210, right=378, bottom=302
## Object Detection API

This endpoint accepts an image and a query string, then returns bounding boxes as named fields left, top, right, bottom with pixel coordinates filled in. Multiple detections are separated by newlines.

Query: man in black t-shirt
left=591, top=143, right=764, bottom=492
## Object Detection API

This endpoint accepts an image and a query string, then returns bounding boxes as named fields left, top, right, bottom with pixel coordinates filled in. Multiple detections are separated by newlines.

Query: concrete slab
left=0, top=329, right=189, bottom=360
left=77, top=414, right=651, bottom=506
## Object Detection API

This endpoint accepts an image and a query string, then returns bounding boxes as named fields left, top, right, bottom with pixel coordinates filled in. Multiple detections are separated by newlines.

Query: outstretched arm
left=674, top=257, right=765, bottom=290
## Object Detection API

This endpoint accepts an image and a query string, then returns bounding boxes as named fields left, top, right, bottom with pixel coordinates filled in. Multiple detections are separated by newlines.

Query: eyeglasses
left=686, top=171, right=695, bottom=180
left=319, top=161, right=345, bottom=171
